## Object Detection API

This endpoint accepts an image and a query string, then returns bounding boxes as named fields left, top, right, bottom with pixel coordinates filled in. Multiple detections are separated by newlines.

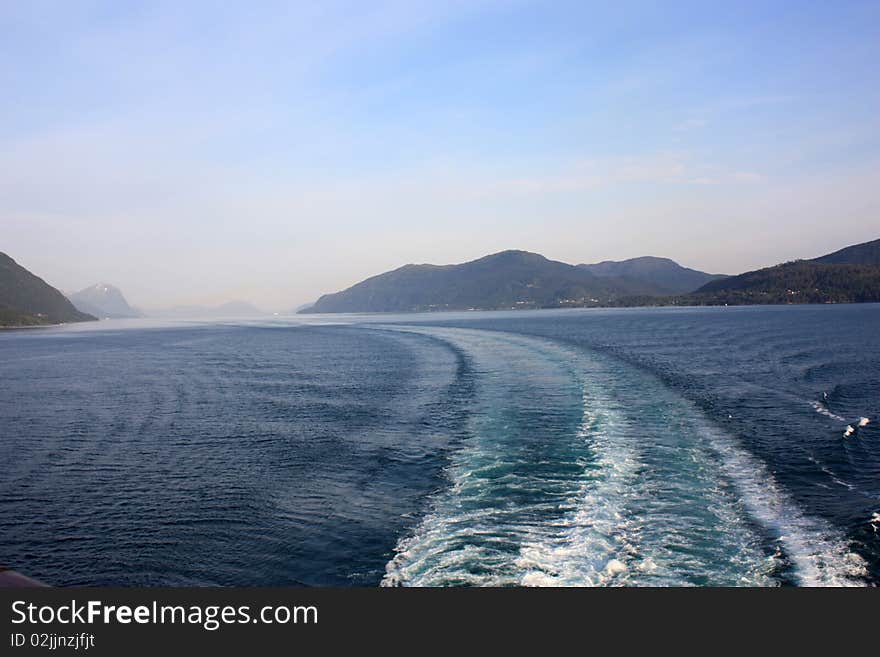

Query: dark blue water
left=1, top=306, right=878, bottom=586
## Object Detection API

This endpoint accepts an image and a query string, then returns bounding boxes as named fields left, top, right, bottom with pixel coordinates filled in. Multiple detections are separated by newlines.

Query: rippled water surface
left=1, top=305, right=878, bottom=586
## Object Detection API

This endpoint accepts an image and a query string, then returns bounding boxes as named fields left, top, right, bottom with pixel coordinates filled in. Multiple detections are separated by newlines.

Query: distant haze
left=2, top=2, right=879, bottom=311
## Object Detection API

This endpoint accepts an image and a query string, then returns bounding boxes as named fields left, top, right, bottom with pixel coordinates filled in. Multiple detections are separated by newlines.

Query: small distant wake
left=811, top=399, right=847, bottom=422
left=812, top=396, right=871, bottom=440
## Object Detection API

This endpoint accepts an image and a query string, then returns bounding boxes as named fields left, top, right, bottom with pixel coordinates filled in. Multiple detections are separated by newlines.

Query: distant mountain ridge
left=301, top=238, right=880, bottom=313
left=811, top=238, right=880, bottom=265
left=69, top=283, right=141, bottom=319
left=578, top=256, right=726, bottom=295
left=690, top=238, right=880, bottom=305
left=300, top=250, right=716, bottom=313
left=0, top=253, right=96, bottom=326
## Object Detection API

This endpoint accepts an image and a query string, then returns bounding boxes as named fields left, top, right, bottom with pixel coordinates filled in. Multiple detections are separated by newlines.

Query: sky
left=2, top=0, right=879, bottom=311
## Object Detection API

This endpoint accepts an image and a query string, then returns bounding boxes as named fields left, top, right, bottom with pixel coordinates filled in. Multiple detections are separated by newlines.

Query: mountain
left=69, top=283, right=141, bottom=319
left=302, top=239, right=880, bottom=314
left=811, top=237, right=880, bottom=265
left=691, top=238, right=880, bottom=305
left=0, top=253, right=96, bottom=326
left=300, top=250, right=659, bottom=313
left=578, top=256, right=726, bottom=295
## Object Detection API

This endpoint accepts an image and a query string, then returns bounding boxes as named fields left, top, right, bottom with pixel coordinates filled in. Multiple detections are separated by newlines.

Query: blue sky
left=2, top=1, right=879, bottom=309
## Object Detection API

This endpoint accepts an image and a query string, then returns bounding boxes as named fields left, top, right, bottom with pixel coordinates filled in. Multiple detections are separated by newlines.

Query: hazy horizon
left=3, top=1, right=879, bottom=310
left=9, top=238, right=879, bottom=314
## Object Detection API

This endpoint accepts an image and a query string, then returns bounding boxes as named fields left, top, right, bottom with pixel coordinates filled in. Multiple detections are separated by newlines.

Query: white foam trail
left=508, top=336, right=867, bottom=587
left=382, top=328, right=642, bottom=587
left=514, top=394, right=641, bottom=587
left=698, top=418, right=867, bottom=586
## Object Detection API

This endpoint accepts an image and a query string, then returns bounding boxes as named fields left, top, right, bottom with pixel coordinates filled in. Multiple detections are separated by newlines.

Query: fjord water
left=1, top=306, right=878, bottom=586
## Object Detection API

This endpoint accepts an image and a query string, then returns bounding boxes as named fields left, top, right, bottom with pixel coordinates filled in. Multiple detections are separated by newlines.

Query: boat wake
left=380, top=326, right=867, bottom=587
left=811, top=399, right=847, bottom=422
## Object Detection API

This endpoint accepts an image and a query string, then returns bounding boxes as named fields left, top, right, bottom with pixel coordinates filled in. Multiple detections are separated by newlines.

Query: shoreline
left=297, top=300, right=880, bottom=316
left=0, top=321, right=85, bottom=331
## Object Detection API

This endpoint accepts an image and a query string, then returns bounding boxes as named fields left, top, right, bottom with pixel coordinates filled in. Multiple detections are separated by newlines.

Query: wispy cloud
left=471, top=153, right=763, bottom=195
left=674, top=118, right=708, bottom=132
